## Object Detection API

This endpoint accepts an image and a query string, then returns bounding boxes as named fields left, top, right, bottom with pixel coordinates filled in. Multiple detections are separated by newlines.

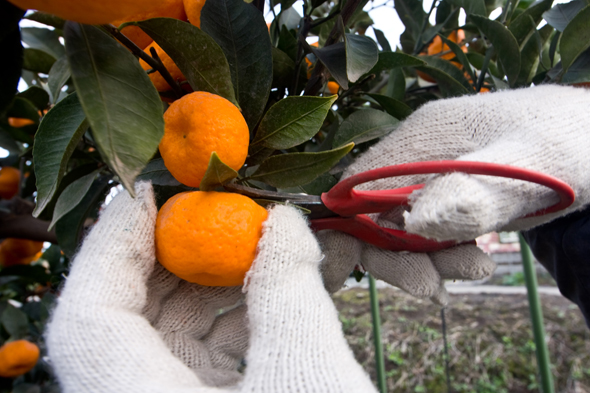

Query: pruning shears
left=225, top=161, right=575, bottom=253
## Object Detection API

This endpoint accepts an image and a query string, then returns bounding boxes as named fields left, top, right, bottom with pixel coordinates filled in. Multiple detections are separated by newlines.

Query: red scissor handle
left=311, top=161, right=575, bottom=253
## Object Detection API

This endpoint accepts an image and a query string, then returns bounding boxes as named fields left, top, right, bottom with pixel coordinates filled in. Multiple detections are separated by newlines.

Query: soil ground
left=332, top=286, right=590, bottom=393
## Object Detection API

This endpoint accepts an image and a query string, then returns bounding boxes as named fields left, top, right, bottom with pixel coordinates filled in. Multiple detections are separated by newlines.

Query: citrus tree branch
left=0, top=198, right=57, bottom=243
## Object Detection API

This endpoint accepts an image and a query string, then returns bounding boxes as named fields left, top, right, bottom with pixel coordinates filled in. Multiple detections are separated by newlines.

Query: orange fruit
left=139, top=42, right=186, bottom=92
left=327, top=81, right=339, bottom=94
left=184, top=0, right=206, bottom=28
left=0, top=167, right=20, bottom=200
left=159, top=91, right=249, bottom=187
left=7, top=0, right=163, bottom=25
left=155, top=191, right=268, bottom=286
left=7, top=118, right=35, bottom=128
left=113, top=0, right=187, bottom=50
left=0, top=340, right=39, bottom=378
left=0, top=238, right=44, bottom=268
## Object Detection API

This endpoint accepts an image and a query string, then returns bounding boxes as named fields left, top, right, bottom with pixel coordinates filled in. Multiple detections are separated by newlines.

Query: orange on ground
left=184, top=0, right=206, bottom=28
left=155, top=191, right=268, bottom=286
left=160, top=91, right=249, bottom=187
left=327, top=81, right=339, bottom=94
left=8, top=118, right=35, bottom=128
left=0, top=238, right=44, bottom=268
left=0, top=340, right=39, bottom=378
left=113, top=0, right=187, bottom=50
left=7, top=0, right=163, bottom=25
left=139, top=42, right=186, bottom=92
left=0, top=167, right=20, bottom=200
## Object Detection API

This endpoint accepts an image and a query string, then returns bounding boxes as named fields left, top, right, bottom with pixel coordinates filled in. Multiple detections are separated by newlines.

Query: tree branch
left=0, top=198, right=58, bottom=243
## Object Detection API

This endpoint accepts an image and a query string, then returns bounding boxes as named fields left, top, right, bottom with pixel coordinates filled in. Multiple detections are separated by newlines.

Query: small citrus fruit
left=7, top=0, right=164, bottom=25
left=139, top=42, right=186, bottom=92
left=160, top=91, right=249, bottom=187
left=0, top=340, right=40, bottom=378
left=113, top=0, right=187, bottom=50
left=183, top=0, right=206, bottom=27
left=155, top=191, right=268, bottom=286
left=0, top=167, right=20, bottom=200
left=0, top=238, right=44, bottom=268
left=8, top=118, right=35, bottom=128
left=327, top=81, right=339, bottom=94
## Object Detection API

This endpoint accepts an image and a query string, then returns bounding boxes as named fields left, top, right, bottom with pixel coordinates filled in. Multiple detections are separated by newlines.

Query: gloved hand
left=46, top=182, right=377, bottom=393
left=320, top=85, right=590, bottom=303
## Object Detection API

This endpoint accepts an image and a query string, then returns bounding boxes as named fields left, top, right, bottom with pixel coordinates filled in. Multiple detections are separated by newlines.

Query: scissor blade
left=223, top=182, right=338, bottom=219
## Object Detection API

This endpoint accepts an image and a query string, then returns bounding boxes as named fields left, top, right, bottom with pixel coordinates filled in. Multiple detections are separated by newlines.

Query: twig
left=0, top=198, right=58, bottom=243
left=413, top=0, right=439, bottom=55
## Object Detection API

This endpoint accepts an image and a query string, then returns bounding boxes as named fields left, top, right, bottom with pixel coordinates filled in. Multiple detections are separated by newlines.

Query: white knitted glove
left=321, top=85, right=590, bottom=303
left=46, top=183, right=377, bottom=393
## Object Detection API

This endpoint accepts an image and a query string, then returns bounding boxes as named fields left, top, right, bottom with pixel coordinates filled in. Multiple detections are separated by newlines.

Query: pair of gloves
left=46, top=85, right=590, bottom=392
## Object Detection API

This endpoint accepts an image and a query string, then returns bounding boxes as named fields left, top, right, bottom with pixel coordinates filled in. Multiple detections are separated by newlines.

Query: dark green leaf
left=279, top=172, right=337, bottom=195
left=132, top=18, right=238, bottom=107
left=0, top=29, right=22, bottom=114
left=516, top=25, right=553, bottom=86
left=373, top=28, right=392, bottom=52
left=7, top=97, right=39, bottom=121
left=394, top=0, right=426, bottom=41
left=23, top=48, right=56, bottom=74
left=21, top=27, right=65, bottom=59
left=41, top=244, right=63, bottom=273
left=333, top=109, right=399, bottom=148
left=543, top=0, right=590, bottom=32
left=12, top=383, right=41, bottom=393
left=252, top=95, right=337, bottom=149
left=419, top=55, right=473, bottom=91
left=367, top=94, right=413, bottom=119
left=48, top=56, right=71, bottom=104
left=439, top=34, right=476, bottom=84
left=353, top=269, right=365, bottom=282
left=246, top=145, right=275, bottom=166
left=385, top=68, right=406, bottom=101
left=55, top=175, right=112, bottom=258
left=17, top=86, right=49, bottom=111
left=249, top=143, right=354, bottom=188
left=466, top=52, right=501, bottom=77
left=278, top=25, right=298, bottom=61
left=49, top=169, right=101, bottom=229
left=199, top=152, right=239, bottom=191
left=136, top=158, right=181, bottom=186
left=560, top=6, right=590, bottom=72
left=414, top=63, right=472, bottom=97
left=0, top=265, right=51, bottom=284
left=272, top=47, right=296, bottom=87
left=0, top=129, right=22, bottom=154
left=311, top=42, right=348, bottom=89
left=2, top=304, right=28, bottom=339
left=201, top=0, right=272, bottom=129
left=32, top=93, right=87, bottom=217
left=561, top=46, right=590, bottom=84
left=447, top=0, right=486, bottom=16
left=64, top=23, right=164, bottom=195
left=345, top=34, right=379, bottom=83
left=368, top=52, right=425, bottom=75
left=278, top=7, right=301, bottom=31
left=470, top=15, right=521, bottom=86
left=508, top=0, right=553, bottom=45
left=25, top=12, right=66, bottom=29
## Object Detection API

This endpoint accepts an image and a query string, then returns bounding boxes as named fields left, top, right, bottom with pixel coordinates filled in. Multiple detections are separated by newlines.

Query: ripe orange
left=184, top=0, right=206, bottom=28
left=7, top=0, right=163, bottom=25
left=159, top=91, right=249, bottom=187
left=139, top=42, right=186, bottom=92
left=0, top=167, right=20, bottom=200
left=327, top=81, right=339, bottom=94
left=7, top=118, right=35, bottom=128
left=0, top=238, right=44, bottom=268
left=113, top=0, right=187, bottom=50
left=0, top=340, right=39, bottom=378
left=155, top=191, right=268, bottom=286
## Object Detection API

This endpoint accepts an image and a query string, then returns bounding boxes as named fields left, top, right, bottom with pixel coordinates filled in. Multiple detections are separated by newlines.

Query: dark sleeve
left=522, top=206, right=590, bottom=329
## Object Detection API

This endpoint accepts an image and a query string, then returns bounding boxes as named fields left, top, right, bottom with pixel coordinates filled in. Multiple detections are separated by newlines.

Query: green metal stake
left=369, top=274, right=387, bottom=393
left=519, top=233, right=555, bottom=393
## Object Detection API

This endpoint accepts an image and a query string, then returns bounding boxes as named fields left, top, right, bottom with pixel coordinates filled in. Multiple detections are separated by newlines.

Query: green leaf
left=55, top=175, right=112, bottom=258
left=49, top=169, right=102, bottom=229
left=249, top=143, right=354, bottom=188
left=32, top=93, right=87, bottom=217
left=373, top=28, right=392, bottom=52
left=23, top=48, right=56, bottom=74
left=199, top=152, right=239, bottom=191
left=466, top=52, right=501, bottom=77
left=12, top=383, right=41, bottom=393
left=562, top=47, right=590, bottom=84
left=279, top=172, right=337, bottom=195
left=271, top=47, right=296, bottom=87
left=21, top=27, right=65, bottom=59
left=470, top=15, right=521, bottom=86
left=0, top=265, right=51, bottom=285
left=48, top=56, right=71, bottom=104
left=560, top=6, right=590, bottom=73
left=542, top=0, right=590, bottom=32
left=2, top=304, right=28, bottom=339
left=17, top=86, right=49, bottom=111
left=64, top=23, right=164, bottom=196
left=367, top=94, right=413, bottom=119
left=368, top=52, right=425, bottom=75
left=25, top=12, right=66, bottom=29
left=201, top=0, right=272, bottom=129
left=439, top=34, right=476, bottom=84
left=0, top=128, right=22, bottom=154
left=333, top=109, right=399, bottom=148
left=394, top=0, right=426, bottom=44
left=311, top=42, right=349, bottom=89
left=0, top=29, right=23, bottom=114
left=252, top=95, right=337, bottom=149
left=278, top=25, right=298, bottom=61
left=136, top=158, right=181, bottom=186
left=385, top=68, right=406, bottom=101
left=7, top=97, right=39, bottom=121
left=508, top=0, right=553, bottom=45
left=345, top=34, right=379, bottom=83
left=447, top=0, right=486, bottom=16
left=516, top=25, right=553, bottom=86
left=132, top=18, right=238, bottom=106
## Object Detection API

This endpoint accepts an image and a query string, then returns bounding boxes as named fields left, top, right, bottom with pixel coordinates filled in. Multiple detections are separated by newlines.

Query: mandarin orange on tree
left=160, top=91, right=249, bottom=187
left=0, top=238, right=43, bottom=268
left=0, top=340, right=40, bottom=378
left=0, top=167, right=20, bottom=200
left=155, top=191, right=268, bottom=286
left=183, top=0, right=207, bottom=28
